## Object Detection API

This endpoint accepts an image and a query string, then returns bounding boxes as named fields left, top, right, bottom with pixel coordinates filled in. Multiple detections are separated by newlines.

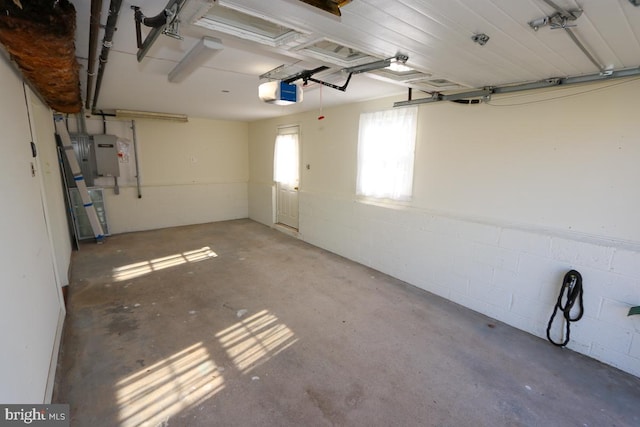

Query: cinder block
left=482, top=304, right=507, bottom=323
left=459, top=259, right=495, bottom=284
left=630, top=333, right=640, bottom=360
left=471, top=243, right=519, bottom=272
left=611, top=249, right=640, bottom=278
left=565, top=338, right=592, bottom=356
left=421, top=280, right=451, bottom=300
left=550, top=238, right=614, bottom=271
left=499, top=228, right=551, bottom=257
left=599, top=298, right=638, bottom=329
left=589, top=320, right=634, bottom=354
left=400, top=210, right=424, bottom=231
left=502, top=313, right=534, bottom=334
left=440, top=270, right=470, bottom=296
left=606, top=274, right=640, bottom=303
left=590, top=344, right=640, bottom=378
left=510, top=293, right=550, bottom=321
left=568, top=268, right=638, bottom=320
left=493, top=267, right=520, bottom=288
left=580, top=293, right=603, bottom=320
left=498, top=274, right=542, bottom=300
left=456, top=221, right=501, bottom=245
left=468, top=279, right=513, bottom=310
left=567, top=316, right=600, bottom=347
left=517, top=253, right=570, bottom=289
left=423, top=215, right=461, bottom=237
left=450, top=291, right=493, bottom=318
left=424, top=232, right=467, bottom=260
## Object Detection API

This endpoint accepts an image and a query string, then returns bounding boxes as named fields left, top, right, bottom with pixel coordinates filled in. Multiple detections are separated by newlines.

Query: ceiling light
left=168, top=37, right=223, bottom=83
left=115, top=109, right=188, bottom=122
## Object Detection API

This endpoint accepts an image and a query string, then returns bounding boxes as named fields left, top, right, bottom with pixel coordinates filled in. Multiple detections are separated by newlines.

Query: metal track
left=394, top=67, right=640, bottom=107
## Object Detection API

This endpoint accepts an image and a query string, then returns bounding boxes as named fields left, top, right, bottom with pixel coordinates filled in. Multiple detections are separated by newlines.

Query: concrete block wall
left=249, top=83, right=640, bottom=378
left=298, top=191, right=640, bottom=377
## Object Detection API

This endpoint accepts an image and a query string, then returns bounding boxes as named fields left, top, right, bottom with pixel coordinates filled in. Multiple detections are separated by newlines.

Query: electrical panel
left=93, top=134, right=120, bottom=177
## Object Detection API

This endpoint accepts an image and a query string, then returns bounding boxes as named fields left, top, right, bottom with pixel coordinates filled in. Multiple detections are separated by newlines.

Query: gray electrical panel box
left=93, top=134, right=119, bottom=177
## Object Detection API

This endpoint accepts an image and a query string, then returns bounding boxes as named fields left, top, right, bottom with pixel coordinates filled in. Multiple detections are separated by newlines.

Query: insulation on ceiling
left=0, top=0, right=81, bottom=113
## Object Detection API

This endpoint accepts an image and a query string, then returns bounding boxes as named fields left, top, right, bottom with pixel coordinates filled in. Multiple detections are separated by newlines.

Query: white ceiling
left=72, top=0, right=640, bottom=121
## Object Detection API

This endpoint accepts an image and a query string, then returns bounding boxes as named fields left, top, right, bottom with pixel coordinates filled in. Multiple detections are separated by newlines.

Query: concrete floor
left=54, top=219, right=640, bottom=427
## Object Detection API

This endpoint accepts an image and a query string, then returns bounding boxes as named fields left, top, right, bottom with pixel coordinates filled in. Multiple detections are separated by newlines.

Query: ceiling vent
left=369, top=67, right=432, bottom=83
left=297, top=39, right=380, bottom=68
left=409, top=78, right=466, bottom=91
left=186, top=0, right=306, bottom=47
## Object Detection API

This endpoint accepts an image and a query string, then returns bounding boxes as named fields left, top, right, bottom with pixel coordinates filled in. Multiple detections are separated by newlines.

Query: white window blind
left=356, top=107, right=418, bottom=201
left=274, top=130, right=299, bottom=186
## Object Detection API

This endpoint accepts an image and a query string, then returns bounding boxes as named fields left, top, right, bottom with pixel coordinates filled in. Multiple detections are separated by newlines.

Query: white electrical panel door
left=93, top=134, right=119, bottom=177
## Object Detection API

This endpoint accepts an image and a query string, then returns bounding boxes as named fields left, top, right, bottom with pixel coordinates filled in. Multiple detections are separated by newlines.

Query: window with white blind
left=356, top=107, right=418, bottom=201
left=273, top=127, right=299, bottom=186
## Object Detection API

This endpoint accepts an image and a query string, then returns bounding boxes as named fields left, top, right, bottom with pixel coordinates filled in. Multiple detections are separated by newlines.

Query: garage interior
left=1, top=0, right=640, bottom=425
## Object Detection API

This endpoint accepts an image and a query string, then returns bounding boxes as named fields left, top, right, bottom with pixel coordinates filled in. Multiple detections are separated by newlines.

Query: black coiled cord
left=546, top=270, right=584, bottom=347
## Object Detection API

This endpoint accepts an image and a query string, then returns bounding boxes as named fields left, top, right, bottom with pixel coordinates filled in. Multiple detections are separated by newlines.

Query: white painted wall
left=67, top=117, right=249, bottom=234
left=248, top=79, right=640, bottom=377
left=27, top=88, right=72, bottom=287
left=0, top=55, right=65, bottom=402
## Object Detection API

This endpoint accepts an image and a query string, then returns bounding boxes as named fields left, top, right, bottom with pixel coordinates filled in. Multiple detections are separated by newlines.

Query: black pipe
left=85, top=0, right=102, bottom=110
left=91, top=0, right=123, bottom=113
left=132, top=6, right=143, bottom=48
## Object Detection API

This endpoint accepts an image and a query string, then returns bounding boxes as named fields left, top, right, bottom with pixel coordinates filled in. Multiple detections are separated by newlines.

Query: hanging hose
left=546, top=270, right=584, bottom=347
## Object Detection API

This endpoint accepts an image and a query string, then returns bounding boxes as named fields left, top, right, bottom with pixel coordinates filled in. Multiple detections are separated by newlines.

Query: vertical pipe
left=92, top=0, right=124, bottom=112
left=85, top=0, right=103, bottom=110
left=131, top=120, right=142, bottom=199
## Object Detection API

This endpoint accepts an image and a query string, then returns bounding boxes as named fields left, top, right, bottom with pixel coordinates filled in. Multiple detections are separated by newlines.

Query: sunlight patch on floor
left=116, top=342, right=224, bottom=427
left=112, top=246, right=218, bottom=281
left=215, top=310, right=298, bottom=374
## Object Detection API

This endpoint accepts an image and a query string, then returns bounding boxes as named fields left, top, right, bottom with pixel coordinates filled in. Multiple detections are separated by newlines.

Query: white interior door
left=274, top=128, right=299, bottom=229
left=0, top=59, right=64, bottom=403
left=276, top=180, right=299, bottom=228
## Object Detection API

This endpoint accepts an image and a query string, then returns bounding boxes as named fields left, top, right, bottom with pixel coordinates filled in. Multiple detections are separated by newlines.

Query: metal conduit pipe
left=85, top=0, right=103, bottom=110
left=91, top=0, right=123, bottom=113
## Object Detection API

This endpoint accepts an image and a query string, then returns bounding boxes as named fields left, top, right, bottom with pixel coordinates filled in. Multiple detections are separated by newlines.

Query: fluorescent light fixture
left=168, top=36, right=224, bottom=83
left=115, top=109, right=189, bottom=122
left=259, top=81, right=303, bottom=105
left=343, top=53, right=409, bottom=74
